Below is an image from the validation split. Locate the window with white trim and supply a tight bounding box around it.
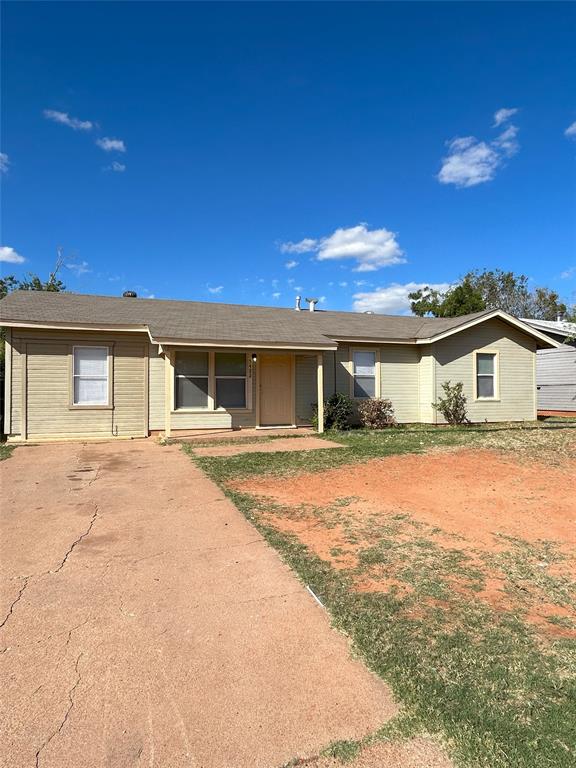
[476,352,497,398]
[175,351,209,409]
[73,347,109,406]
[352,350,376,398]
[215,353,247,409]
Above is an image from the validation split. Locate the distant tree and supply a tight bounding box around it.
[410,269,571,321]
[409,278,486,318]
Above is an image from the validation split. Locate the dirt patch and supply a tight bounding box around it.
[235,449,576,550]
[191,436,343,457]
[303,737,453,768]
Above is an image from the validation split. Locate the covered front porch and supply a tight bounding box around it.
[158,346,326,438]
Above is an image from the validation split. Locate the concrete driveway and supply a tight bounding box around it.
[0,440,396,768]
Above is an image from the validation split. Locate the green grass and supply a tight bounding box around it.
[0,443,14,461]
[184,426,576,768]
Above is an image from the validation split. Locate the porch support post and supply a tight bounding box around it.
[164,348,172,439]
[317,352,324,434]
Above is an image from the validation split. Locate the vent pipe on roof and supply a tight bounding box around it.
[123,290,137,298]
[295,295,302,311]
[305,297,319,312]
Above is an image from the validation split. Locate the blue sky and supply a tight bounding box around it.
[1,1,575,314]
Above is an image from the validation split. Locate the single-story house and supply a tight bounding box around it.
[0,290,560,442]
[521,318,576,414]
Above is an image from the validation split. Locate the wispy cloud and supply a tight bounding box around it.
[96,137,126,152]
[493,107,518,127]
[43,109,94,131]
[0,153,9,174]
[280,239,316,255]
[0,246,25,264]
[207,285,223,295]
[272,292,281,299]
[105,161,126,173]
[565,121,576,140]
[438,109,520,188]
[561,266,576,280]
[353,281,452,315]
[279,224,405,273]
[65,260,91,276]
[284,259,299,269]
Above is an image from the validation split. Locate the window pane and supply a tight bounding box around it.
[74,347,107,376]
[353,351,376,376]
[176,376,209,408]
[215,353,246,376]
[74,377,107,405]
[354,376,375,398]
[477,375,494,398]
[477,353,495,375]
[175,351,208,376]
[216,378,246,408]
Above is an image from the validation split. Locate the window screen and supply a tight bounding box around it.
[352,350,376,399]
[175,351,209,408]
[215,353,246,408]
[476,353,496,398]
[73,347,109,405]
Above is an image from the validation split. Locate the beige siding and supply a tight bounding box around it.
[148,344,165,430]
[10,330,148,439]
[380,345,420,422]
[295,354,317,425]
[433,319,536,422]
[418,347,436,423]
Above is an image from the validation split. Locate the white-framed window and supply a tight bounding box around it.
[73,346,109,406]
[175,350,209,409]
[352,349,377,398]
[215,352,247,409]
[476,351,498,399]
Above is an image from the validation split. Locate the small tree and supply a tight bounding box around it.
[357,398,397,429]
[433,381,469,425]
[313,392,354,430]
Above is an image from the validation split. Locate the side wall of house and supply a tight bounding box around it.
[432,318,537,422]
[536,346,576,412]
[8,329,149,439]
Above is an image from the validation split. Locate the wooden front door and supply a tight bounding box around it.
[259,354,293,426]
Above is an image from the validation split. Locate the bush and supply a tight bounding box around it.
[357,398,397,429]
[312,392,354,430]
[433,380,469,425]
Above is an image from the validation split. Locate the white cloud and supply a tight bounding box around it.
[96,137,126,152]
[353,281,452,315]
[280,239,316,254]
[272,292,281,299]
[293,285,303,292]
[279,224,405,272]
[65,260,91,276]
[438,111,520,188]
[0,246,25,264]
[561,266,576,279]
[284,259,299,269]
[318,296,326,304]
[43,109,94,131]
[493,107,518,127]
[0,153,9,173]
[339,281,348,287]
[105,161,126,173]
[565,121,576,140]
[207,285,223,295]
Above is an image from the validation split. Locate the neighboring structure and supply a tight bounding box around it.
[521,318,576,415]
[0,291,559,441]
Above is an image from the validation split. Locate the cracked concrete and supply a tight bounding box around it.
[0,441,396,768]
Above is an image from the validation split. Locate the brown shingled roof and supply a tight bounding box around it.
[0,290,496,347]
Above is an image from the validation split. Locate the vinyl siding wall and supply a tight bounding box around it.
[536,346,576,412]
[9,329,148,439]
[433,318,536,422]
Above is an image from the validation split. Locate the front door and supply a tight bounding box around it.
[259,354,293,426]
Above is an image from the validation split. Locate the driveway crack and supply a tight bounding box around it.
[0,576,29,629]
[35,652,83,767]
[52,505,99,574]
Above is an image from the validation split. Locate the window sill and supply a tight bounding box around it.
[69,405,113,411]
[475,398,501,402]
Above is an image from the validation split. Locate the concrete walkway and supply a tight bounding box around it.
[0,441,396,768]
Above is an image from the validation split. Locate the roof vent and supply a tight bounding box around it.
[295,295,302,311]
[305,297,319,312]
[122,290,137,298]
